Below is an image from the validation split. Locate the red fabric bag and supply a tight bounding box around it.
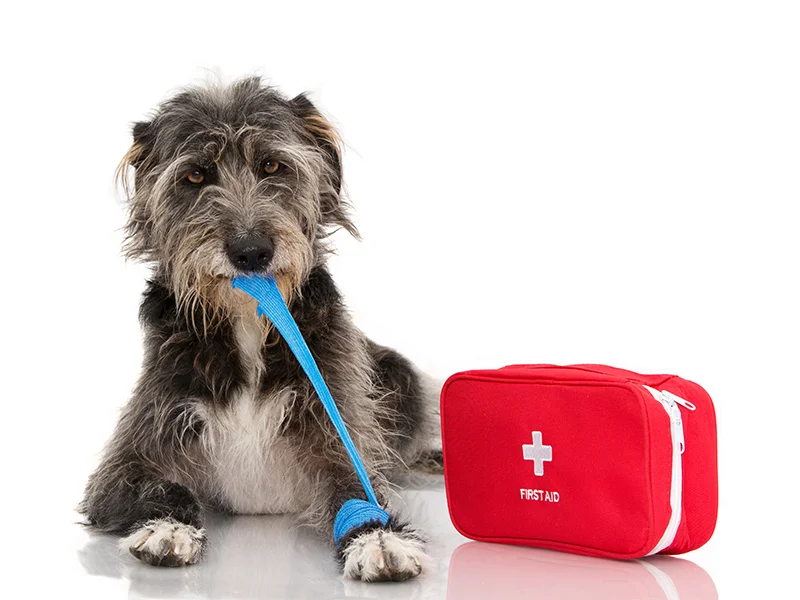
[440,364,718,559]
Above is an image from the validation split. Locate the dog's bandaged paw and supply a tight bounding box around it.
[121,517,205,567]
[341,527,427,582]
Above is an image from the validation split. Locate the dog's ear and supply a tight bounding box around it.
[129,120,155,169]
[291,93,359,239]
[116,120,155,194]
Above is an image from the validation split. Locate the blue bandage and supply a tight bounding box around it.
[334,499,392,547]
[232,274,389,543]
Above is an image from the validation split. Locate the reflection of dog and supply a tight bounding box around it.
[79,77,441,581]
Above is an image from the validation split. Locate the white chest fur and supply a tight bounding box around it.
[200,388,311,514]
[195,314,312,514]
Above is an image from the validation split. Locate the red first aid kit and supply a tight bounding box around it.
[440,364,718,559]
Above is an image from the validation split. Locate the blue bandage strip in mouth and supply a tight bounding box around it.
[232,274,391,546]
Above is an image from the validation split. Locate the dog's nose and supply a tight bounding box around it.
[226,237,274,272]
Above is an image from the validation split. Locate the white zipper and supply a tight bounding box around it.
[642,385,696,556]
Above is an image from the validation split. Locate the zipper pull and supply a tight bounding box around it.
[661,389,697,412]
[643,385,691,454]
[668,402,686,454]
[660,389,694,453]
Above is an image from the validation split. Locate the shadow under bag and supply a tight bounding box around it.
[440,364,718,559]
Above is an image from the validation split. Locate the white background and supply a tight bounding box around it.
[1,1,798,598]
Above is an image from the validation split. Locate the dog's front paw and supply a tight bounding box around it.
[121,517,205,567]
[341,526,427,582]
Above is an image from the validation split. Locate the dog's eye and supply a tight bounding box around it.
[186,169,205,185]
[263,159,281,175]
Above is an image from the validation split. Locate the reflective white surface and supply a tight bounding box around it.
[75,476,456,599]
[61,475,717,600]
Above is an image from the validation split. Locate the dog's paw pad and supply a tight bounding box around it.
[342,528,426,582]
[121,517,205,567]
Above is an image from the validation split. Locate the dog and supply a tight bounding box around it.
[79,76,441,582]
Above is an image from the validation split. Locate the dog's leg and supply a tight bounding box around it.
[306,341,439,581]
[81,459,206,567]
[326,475,427,582]
[80,391,208,570]
[368,340,443,472]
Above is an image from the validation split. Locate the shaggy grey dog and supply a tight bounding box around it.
[79,76,441,582]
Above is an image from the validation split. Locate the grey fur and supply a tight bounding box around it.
[79,76,440,581]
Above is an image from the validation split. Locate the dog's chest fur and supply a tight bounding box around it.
[194,313,312,514]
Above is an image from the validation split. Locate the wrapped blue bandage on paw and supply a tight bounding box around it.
[334,499,392,547]
[232,274,389,543]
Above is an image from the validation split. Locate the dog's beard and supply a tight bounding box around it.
[162,226,313,336]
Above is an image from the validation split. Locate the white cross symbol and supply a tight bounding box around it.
[522,431,552,476]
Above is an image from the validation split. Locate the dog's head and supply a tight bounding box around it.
[119,76,356,313]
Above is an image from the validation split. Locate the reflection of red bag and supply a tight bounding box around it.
[446,542,718,600]
[441,365,718,559]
